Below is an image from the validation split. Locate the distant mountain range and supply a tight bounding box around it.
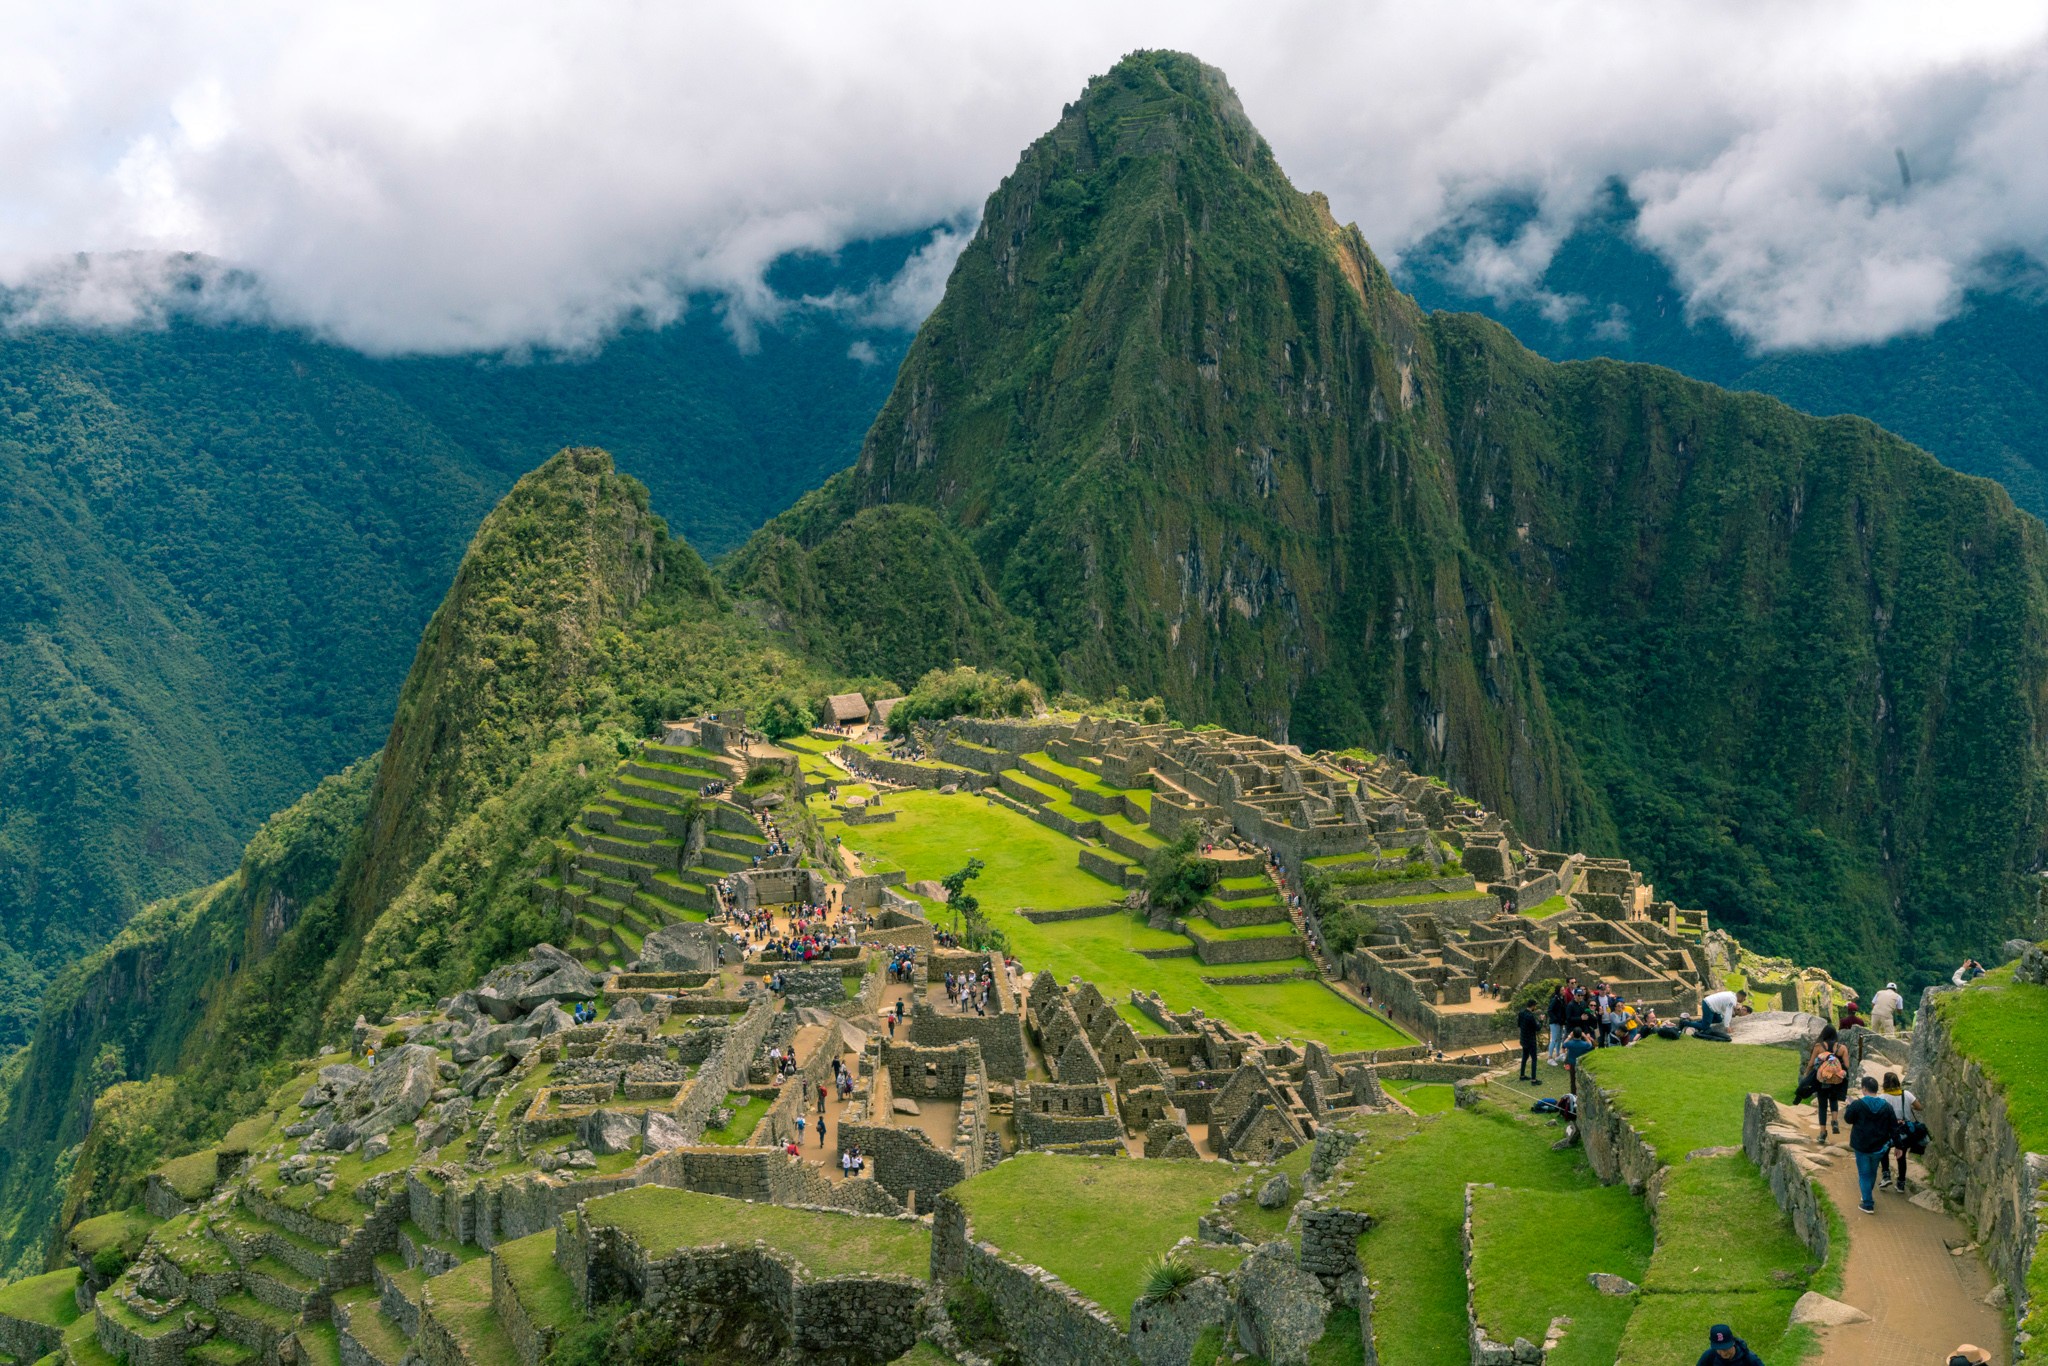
[0,247,914,1050]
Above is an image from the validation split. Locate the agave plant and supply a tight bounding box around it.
[1142,1252,1202,1303]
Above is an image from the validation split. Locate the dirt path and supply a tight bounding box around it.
[1789,1072,2004,1366]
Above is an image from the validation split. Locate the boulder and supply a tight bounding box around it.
[1789,1292,1870,1326]
[910,880,950,903]
[1587,1274,1637,1296]
[635,922,719,973]
[892,1098,922,1117]
[1726,1011,1829,1049]
[529,1002,575,1038]
[581,1108,642,1156]
[514,964,601,1013]
[459,1051,516,1096]
[1129,1273,1233,1366]
[1234,1243,1329,1365]
[333,1044,440,1141]
[611,997,645,1025]
[643,1111,690,1152]
[1257,1173,1292,1209]
[360,1134,391,1161]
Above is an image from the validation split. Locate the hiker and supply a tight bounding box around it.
[1837,994,1865,1032]
[1696,1324,1766,1366]
[1872,981,1906,1035]
[1516,1001,1541,1081]
[1804,1024,1851,1139]
[1843,1074,1901,1213]
[1882,1071,1926,1193]
[1952,958,1985,987]
[1546,987,1568,1064]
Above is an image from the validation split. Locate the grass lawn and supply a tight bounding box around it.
[839,791,1408,1048]
[1185,920,1299,943]
[698,1093,772,1145]
[1391,1081,1457,1115]
[423,1258,517,1366]
[1520,894,1570,918]
[1641,1156,1813,1292]
[953,1153,1242,1324]
[0,1267,82,1327]
[493,1232,582,1332]
[297,1321,342,1366]
[66,1208,160,1258]
[156,1147,222,1200]
[1332,1107,1609,1366]
[1580,1040,1795,1162]
[1468,1185,1652,1366]
[583,1187,929,1280]
[1616,1288,1805,1366]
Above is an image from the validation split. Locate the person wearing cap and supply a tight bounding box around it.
[1948,1345,1991,1366]
[1872,982,1906,1035]
[1696,1323,1765,1366]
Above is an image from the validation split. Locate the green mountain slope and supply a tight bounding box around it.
[732,50,2048,986]
[1400,184,2048,522]
[0,300,904,1049]
[0,448,857,1278]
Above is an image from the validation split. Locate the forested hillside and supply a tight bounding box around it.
[0,274,908,1049]
[732,50,2048,991]
[1400,183,2048,522]
[0,448,868,1278]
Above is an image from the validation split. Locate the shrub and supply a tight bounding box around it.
[1320,904,1378,956]
[1145,829,1219,918]
[756,690,815,741]
[1141,1253,1201,1302]
[888,666,1042,733]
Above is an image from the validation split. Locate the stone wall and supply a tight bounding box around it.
[907,1006,1027,1080]
[862,755,993,791]
[929,1192,1138,1366]
[1574,1068,1662,1193]
[1018,904,1124,925]
[0,1297,65,1362]
[1910,985,2047,1343]
[1191,931,1303,966]
[1741,1093,1831,1266]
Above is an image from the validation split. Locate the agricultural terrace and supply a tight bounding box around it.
[821,786,1408,1048]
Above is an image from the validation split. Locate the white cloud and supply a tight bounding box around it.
[1,2,2045,353]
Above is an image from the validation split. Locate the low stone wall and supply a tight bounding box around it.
[930,1192,1137,1366]
[1742,1092,1831,1265]
[1575,1069,1662,1193]
[494,1245,552,1366]
[565,1206,925,1361]
[1191,931,1302,965]
[1017,904,1123,925]
[1200,969,1320,986]
[1079,848,1139,886]
[862,754,993,791]
[907,1008,1028,1080]
[0,1296,66,1362]
[1911,984,2047,1343]
[839,1122,966,1211]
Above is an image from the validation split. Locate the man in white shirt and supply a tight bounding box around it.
[1871,982,1906,1035]
[1681,988,1747,1036]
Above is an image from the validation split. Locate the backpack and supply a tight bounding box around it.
[1815,1049,1847,1087]
[1656,1024,1683,1041]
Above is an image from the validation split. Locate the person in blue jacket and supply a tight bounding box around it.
[1696,1323,1765,1366]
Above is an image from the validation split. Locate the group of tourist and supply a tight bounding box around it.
[943,965,997,1016]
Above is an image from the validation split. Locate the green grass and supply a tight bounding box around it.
[1640,1157,1813,1292]
[337,1286,410,1365]
[697,1094,771,1145]
[890,1344,960,1365]
[834,790,1408,1048]
[1333,1107,1614,1366]
[64,1209,159,1258]
[295,1322,341,1366]
[63,1313,118,1366]
[583,1187,930,1280]
[1391,1081,1457,1115]
[0,1268,81,1328]
[1184,920,1299,943]
[1580,1040,1796,1162]
[1520,894,1570,918]
[1940,968,2048,1335]
[1615,1288,1805,1366]
[952,1153,1242,1325]
[494,1233,582,1332]
[422,1260,517,1366]
[1468,1186,1652,1366]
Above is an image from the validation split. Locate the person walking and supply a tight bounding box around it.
[1881,1071,1924,1193]
[1807,1024,1850,1139]
[1842,1074,1901,1213]
[1871,982,1906,1036]
[1696,1324,1766,1366]
[1517,1001,1542,1081]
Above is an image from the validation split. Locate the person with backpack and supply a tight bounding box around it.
[1843,1074,1901,1212]
[1517,1001,1542,1081]
[1881,1071,1925,1193]
[1806,1024,1851,1138]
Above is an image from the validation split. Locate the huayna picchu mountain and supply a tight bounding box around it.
[732,50,2048,987]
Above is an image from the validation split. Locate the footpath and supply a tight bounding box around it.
[1793,1060,2004,1366]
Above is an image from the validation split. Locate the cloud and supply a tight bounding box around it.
[1,2,2045,354]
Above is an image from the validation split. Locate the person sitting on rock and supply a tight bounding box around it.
[1697,1324,1765,1366]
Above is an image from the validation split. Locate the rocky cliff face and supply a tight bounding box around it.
[733,49,2048,986]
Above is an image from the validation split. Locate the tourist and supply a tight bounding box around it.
[1881,1071,1924,1193]
[1680,987,1747,1038]
[1870,981,1905,1035]
[1949,1346,1992,1366]
[1696,1324,1765,1366]
[817,1113,827,1147]
[1842,1074,1901,1213]
[1561,1027,1595,1092]
[1546,987,1568,1065]
[1951,958,1986,987]
[1516,1001,1541,1081]
[794,1114,805,1143]
[1836,994,1865,1032]
[1804,1024,1850,1139]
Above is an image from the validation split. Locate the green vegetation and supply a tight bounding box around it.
[493,1232,581,1333]
[697,1094,771,1145]
[583,1186,930,1280]
[1146,828,1220,919]
[1580,1041,1793,1162]
[885,667,1045,733]
[1467,1186,1652,1366]
[1390,1081,1456,1115]
[1335,1108,1624,1366]
[953,1154,1241,1323]
[0,1267,81,1328]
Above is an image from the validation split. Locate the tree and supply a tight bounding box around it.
[757,689,815,742]
[1145,829,1218,919]
[940,859,1008,953]
[942,859,986,917]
